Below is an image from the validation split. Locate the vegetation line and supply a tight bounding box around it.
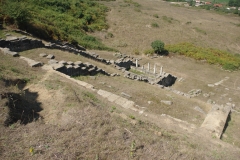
[165,43,240,71]
[0,0,117,51]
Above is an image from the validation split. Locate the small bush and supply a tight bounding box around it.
[151,22,159,28]
[134,8,141,12]
[194,27,207,35]
[223,62,239,71]
[133,49,140,55]
[105,32,114,39]
[162,16,173,23]
[153,14,159,18]
[151,40,165,54]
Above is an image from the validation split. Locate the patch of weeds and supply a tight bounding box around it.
[162,130,174,139]
[153,14,159,18]
[130,140,136,158]
[75,76,88,81]
[67,103,73,107]
[10,67,21,74]
[9,124,15,129]
[29,147,35,155]
[151,22,159,28]
[212,134,217,139]
[117,41,128,47]
[129,69,142,75]
[144,49,154,55]
[0,65,6,71]
[132,48,140,55]
[186,21,191,25]
[83,91,99,102]
[162,16,173,23]
[105,32,114,39]
[134,8,141,12]
[120,3,130,7]
[230,22,240,27]
[110,106,116,113]
[0,30,4,38]
[138,120,143,125]
[194,27,207,35]
[129,115,135,119]
[211,150,222,159]
[189,142,197,149]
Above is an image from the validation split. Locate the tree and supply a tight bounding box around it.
[151,40,165,54]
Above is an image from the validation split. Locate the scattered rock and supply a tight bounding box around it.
[194,106,206,114]
[208,84,214,87]
[188,89,202,97]
[67,61,74,65]
[39,53,47,57]
[46,54,55,59]
[48,59,58,64]
[110,73,117,77]
[148,101,152,104]
[207,99,215,104]
[121,92,131,98]
[203,93,210,98]
[89,76,96,80]
[59,60,67,65]
[161,100,173,105]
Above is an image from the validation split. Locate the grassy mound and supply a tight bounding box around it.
[165,43,240,71]
[0,0,116,51]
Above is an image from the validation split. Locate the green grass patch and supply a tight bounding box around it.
[144,49,155,55]
[129,69,142,75]
[0,29,4,38]
[153,14,159,18]
[162,16,173,23]
[151,22,159,28]
[165,43,240,71]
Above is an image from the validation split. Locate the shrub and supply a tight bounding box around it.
[153,14,159,18]
[151,22,159,28]
[133,49,140,55]
[151,40,165,54]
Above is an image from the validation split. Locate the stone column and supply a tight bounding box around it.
[160,66,163,76]
[136,59,138,68]
[153,64,156,74]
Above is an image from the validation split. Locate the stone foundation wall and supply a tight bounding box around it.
[0,37,45,52]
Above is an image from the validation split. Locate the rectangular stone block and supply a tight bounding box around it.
[97,89,111,98]
[107,94,120,102]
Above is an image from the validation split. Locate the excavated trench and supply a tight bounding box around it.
[158,74,177,87]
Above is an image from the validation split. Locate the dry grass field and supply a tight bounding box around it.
[91,0,240,54]
[1,51,240,159]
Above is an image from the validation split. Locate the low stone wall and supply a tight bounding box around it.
[0,36,45,52]
[0,47,19,57]
[41,54,111,77]
[1,36,138,71]
[115,58,136,70]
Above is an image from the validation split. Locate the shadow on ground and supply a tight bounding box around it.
[0,78,43,126]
